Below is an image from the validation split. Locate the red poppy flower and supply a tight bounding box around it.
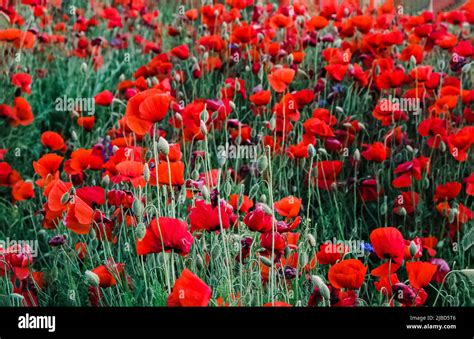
[361,142,388,163]
[243,204,273,233]
[65,195,94,234]
[434,182,462,202]
[268,68,295,93]
[328,259,367,290]
[91,260,125,288]
[464,173,474,196]
[393,191,420,215]
[137,217,194,256]
[167,269,211,307]
[274,196,301,219]
[77,116,95,131]
[10,97,34,127]
[229,194,253,213]
[125,89,171,135]
[325,64,348,82]
[40,131,66,151]
[249,90,271,106]
[316,243,348,265]
[94,90,114,106]
[314,161,344,190]
[11,73,32,94]
[189,199,232,232]
[170,44,190,60]
[12,180,34,202]
[406,261,438,289]
[370,227,405,264]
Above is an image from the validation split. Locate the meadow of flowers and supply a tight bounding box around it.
[0,0,473,309]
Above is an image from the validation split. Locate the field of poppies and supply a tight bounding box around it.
[0,0,473,308]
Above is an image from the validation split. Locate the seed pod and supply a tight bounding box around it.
[85,270,100,287]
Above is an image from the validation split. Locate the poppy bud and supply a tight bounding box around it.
[439,140,446,152]
[260,203,273,215]
[449,208,458,223]
[200,120,208,136]
[257,155,268,172]
[307,144,316,158]
[380,201,387,215]
[196,254,204,270]
[157,136,169,155]
[101,174,110,186]
[353,148,361,162]
[80,62,88,73]
[85,270,100,287]
[410,55,417,66]
[422,177,430,189]
[175,112,183,122]
[311,275,330,300]
[437,59,445,70]
[60,191,70,205]
[71,130,78,141]
[335,106,344,114]
[287,54,294,64]
[306,234,316,247]
[143,164,150,182]
[396,207,407,216]
[259,255,273,267]
[136,222,147,240]
[229,101,236,110]
[284,246,291,257]
[259,194,267,204]
[201,185,210,201]
[269,116,276,129]
[218,155,227,168]
[200,109,209,122]
[461,269,474,283]
[132,198,143,216]
[462,63,471,74]
[119,73,126,82]
[358,122,366,130]
[317,148,328,156]
[191,169,199,181]
[409,240,418,258]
